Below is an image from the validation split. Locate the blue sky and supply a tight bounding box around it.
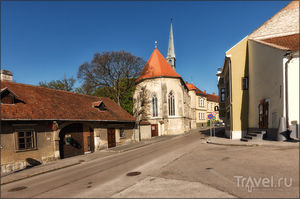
[1,0,289,94]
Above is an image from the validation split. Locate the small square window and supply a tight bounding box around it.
[16,130,36,151]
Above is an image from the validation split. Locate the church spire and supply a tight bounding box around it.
[166,18,176,70]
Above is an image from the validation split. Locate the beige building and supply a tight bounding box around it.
[217,0,299,140]
[187,83,220,128]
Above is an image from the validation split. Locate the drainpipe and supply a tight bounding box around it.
[226,55,233,139]
[284,51,293,129]
[138,120,141,142]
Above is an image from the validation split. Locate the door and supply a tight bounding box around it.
[259,100,269,129]
[151,124,158,137]
[107,128,116,148]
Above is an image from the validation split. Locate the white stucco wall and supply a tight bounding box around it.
[134,77,191,135]
[288,56,299,125]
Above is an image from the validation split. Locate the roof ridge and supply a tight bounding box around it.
[0,81,105,101]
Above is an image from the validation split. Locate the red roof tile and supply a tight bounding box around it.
[136,48,181,82]
[186,82,207,96]
[186,83,197,90]
[195,89,207,96]
[261,33,299,52]
[0,81,135,122]
[206,93,219,102]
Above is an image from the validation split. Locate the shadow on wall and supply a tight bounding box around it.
[240,42,249,134]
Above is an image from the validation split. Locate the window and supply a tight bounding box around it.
[16,130,36,151]
[120,129,125,138]
[199,98,204,107]
[242,77,248,90]
[152,95,158,117]
[226,81,229,98]
[199,112,205,120]
[93,101,107,111]
[221,88,225,102]
[168,91,175,116]
[65,134,72,145]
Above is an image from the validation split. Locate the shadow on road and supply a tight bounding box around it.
[199,127,227,138]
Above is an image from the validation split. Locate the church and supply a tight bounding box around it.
[133,22,219,136]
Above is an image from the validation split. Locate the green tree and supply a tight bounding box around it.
[77,51,145,114]
[39,76,76,92]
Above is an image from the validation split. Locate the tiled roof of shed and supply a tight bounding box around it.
[0,81,135,122]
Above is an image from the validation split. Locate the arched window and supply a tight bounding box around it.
[168,91,175,116]
[152,94,158,117]
[199,98,204,107]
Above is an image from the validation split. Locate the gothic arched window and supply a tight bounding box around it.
[168,91,175,116]
[152,94,158,117]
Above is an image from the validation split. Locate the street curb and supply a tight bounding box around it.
[1,162,80,185]
[206,140,299,148]
[206,141,259,147]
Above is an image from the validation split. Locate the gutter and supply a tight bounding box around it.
[226,55,233,139]
[284,51,293,129]
[0,118,136,123]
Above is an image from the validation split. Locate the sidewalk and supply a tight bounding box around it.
[206,136,300,147]
[1,132,187,185]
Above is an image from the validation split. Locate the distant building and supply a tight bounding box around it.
[0,77,136,175]
[217,0,299,140]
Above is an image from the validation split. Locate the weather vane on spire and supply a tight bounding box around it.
[155,41,158,48]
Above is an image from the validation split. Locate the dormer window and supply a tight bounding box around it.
[0,87,20,104]
[93,101,107,111]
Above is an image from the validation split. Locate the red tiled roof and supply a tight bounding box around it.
[0,81,135,122]
[206,93,219,102]
[186,83,197,90]
[195,89,207,96]
[186,82,207,96]
[261,33,299,52]
[136,48,181,82]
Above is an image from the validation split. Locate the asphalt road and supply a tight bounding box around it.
[1,130,298,198]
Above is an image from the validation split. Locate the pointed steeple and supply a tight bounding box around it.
[166,18,176,70]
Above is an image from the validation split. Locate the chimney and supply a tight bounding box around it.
[204,90,206,93]
[213,92,215,96]
[0,70,13,81]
